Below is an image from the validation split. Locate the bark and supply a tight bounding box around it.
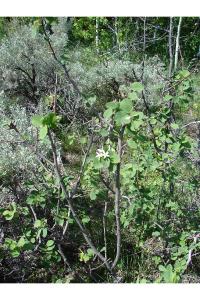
[174,17,183,72]
[168,17,173,77]
[95,17,99,55]
[111,126,125,270]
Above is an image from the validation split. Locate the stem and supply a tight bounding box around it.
[95,17,99,55]
[174,17,183,72]
[103,201,108,260]
[41,18,81,96]
[112,126,125,270]
[168,17,173,77]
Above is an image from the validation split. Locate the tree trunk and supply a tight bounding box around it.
[95,17,99,55]
[174,17,183,73]
[168,17,173,77]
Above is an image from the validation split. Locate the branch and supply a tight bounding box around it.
[57,243,71,270]
[103,201,108,260]
[41,18,81,96]
[182,121,200,129]
[47,129,112,273]
[111,126,125,270]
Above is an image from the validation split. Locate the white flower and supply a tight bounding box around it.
[96,148,110,159]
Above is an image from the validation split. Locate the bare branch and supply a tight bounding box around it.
[112,126,125,270]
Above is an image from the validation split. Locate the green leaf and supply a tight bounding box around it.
[82,216,90,224]
[106,101,119,110]
[43,112,61,128]
[128,92,138,101]
[178,69,190,78]
[99,129,108,137]
[130,82,143,92]
[159,265,166,272]
[89,190,98,201]
[127,140,137,149]
[114,111,131,126]
[110,151,120,164]
[87,249,95,256]
[171,123,179,130]
[130,119,143,130]
[119,98,133,112]
[34,219,42,228]
[3,210,15,220]
[46,240,54,247]
[42,228,48,238]
[87,96,96,106]
[39,125,48,140]
[31,115,44,127]
[18,237,26,248]
[152,231,160,237]
[164,94,172,102]
[150,117,157,125]
[11,249,20,258]
[103,107,113,119]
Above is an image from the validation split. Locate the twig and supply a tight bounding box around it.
[41,18,81,96]
[57,243,71,270]
[182,121,200,129]
[103,201,108,260]
[62,208,71,236]
[112,126,125,270]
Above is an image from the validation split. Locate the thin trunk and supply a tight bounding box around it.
[103,201,108,260]
[95,17,99,55]
[114,17,121,53]
[174,17,183,72]
[112,126,125,270]
[168,17,173,77]
[141,17,146,82]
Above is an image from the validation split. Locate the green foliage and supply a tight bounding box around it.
[1,16,200,284]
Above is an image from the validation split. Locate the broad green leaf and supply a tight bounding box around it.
[114,111,131,126]
[128,92,138,101]
[46,240,54,247]
[3,210,14,220]
[39,125,48,140]
[171,123,179,130]
[152,231,160,237]
[178,69,190,78]
[89,190,98,200]
[106,101,119,110]
[87,249,95,256]
[82,216,90,224]
[130,119,143,130]
[119,98,133,112]
[43,112,61,128]
[110,151,120,164]
[130,82,143,92]
[164,94,172,102]
[99,128,108,137]
[42,228,48,238]
[11,249,20,258]
[150,117,157,125]
[103,107,113,119]
[34,219,42,228]
[31,115,44,127]
[159,265,166,272]
[87,96,96,106]
[127,140,137,149]
[18,237,26,248]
